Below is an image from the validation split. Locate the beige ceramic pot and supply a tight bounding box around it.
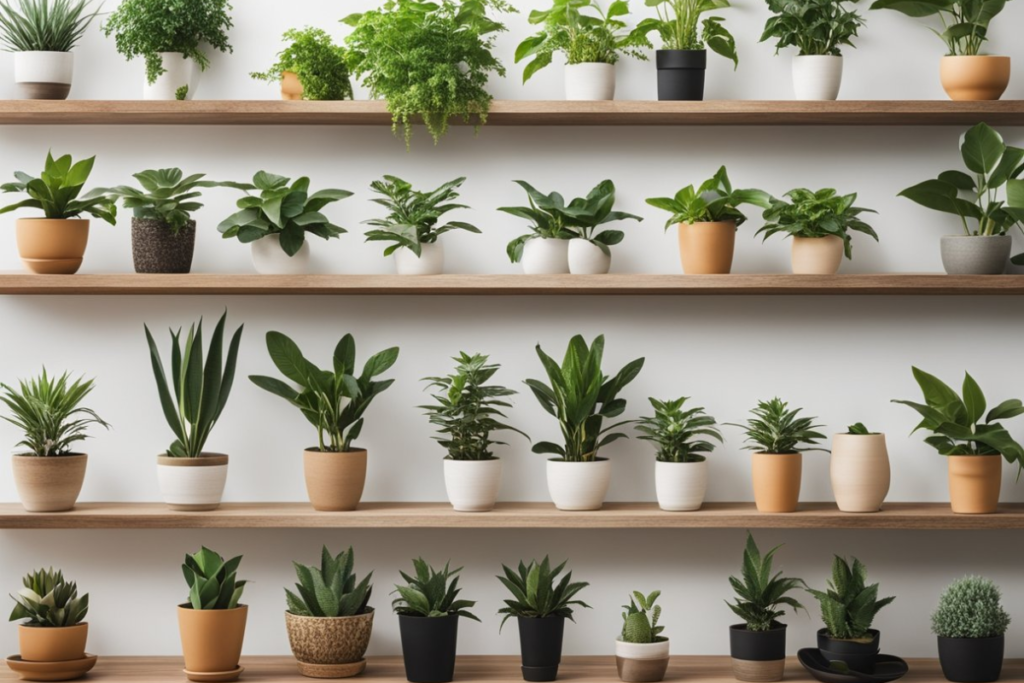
[281,71,304,100]
[178,604,247,680]
[16,218,90,274]
[830,434,890,513]
[791,235,843,275]
[948,454,1002,514]
[752,453,802,513]
[285,609,374,678]
[157,453,229,511]
[303,449,368,512]
[615,639,670,683]
[19,623,88,662]
[940,56,1011,101]
[677,221,736,274]
[11,453,88,512]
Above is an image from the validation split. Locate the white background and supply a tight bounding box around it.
[1,0,1024,662]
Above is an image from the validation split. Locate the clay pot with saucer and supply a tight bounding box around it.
[178,604,248,682]
[285,609,374,678]
[7,622,96,682]
[15,218,90,275]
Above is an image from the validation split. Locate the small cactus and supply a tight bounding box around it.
[620,590,665,644]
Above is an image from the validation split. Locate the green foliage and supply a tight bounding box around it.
[144,311,243,459]
[760,0,865,56]
[420,352,529,461]
[175,84,188,100]
[363,176,480,257]
[343,0,513,146]
[726,533,806,631]
[758,188,879,260]
[630,0,738,66]
[249,332,399,453]
[847,422,876,435]
[217,171,351,257]
[931,576,1011,639]
[646,166,771,229]
[392,559,479,620]
[727,397,827,454]
[807,556,895,640]
[286,546,373,618]
[497,557,590,629]
[9,568,88,628]
[102,0,233,84]
[621,590,666,643]
[251,27,352,101]
[869,0,1008,56]
[635,397,722,463]
[0,369,109,457]
[0,152,116,224]
[100,168,221,234]
[182,547,246,611]
[0,0,100,51]
[527,334,644,462]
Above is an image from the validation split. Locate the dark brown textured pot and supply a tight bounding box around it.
[285,609,374,678]
[131,218,196,274]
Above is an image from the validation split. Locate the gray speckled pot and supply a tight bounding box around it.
[285,609,374,678]
[131,218,196,273]
[940,235,1011,275]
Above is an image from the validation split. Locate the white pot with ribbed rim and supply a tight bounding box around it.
[655,459,708,511]
[395,242,445,275]
[568,238,612,274]
[251,234,311,275]
[156,454,229,511]
[143,52,198,100]
[14,51,74,99]
[546,458,612,511]
[565,63,616,100]
[522,238,570,274]
[443,458,502,512]
[792,56,844,101]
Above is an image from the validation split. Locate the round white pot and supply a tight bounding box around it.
[251,234,311,275]
[14,51,73,100]
[615,639,671,661]
[395,242,445,275]
[546,458,611,511]
[522,238,570,275]
[144,52,198,100]
[655,459,708,511]
[792,55,843,101]
[157,455,228,511]
[565,62,616,101]
[830,433,890,513]
[568,238,612,275]
[443,458,502,512]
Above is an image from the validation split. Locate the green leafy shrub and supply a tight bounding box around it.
[182,547,246,611]
[846,423,876,435]
[392,559,479,620]
[9,568,88,627]
[758,188,879,260]
[646,166,770,229]
[0,152,116,224]
[0,0,100,51]
[807,556,894,640]
[761,0,865,56]
[931,576,1010,639]
[630,0,738,66]
[364,176,480,257]
[287,546,373,618]
[251,27,352,101]
[727,398,827,454]
[100,168,221,234]
[1,369,109,457]
[870,0,1008,56]
[635,397,722,463]
[621,590,666,643]
[497,557,590,629]
[726,533,805,631]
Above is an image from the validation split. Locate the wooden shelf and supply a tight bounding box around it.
[3,502,1024,530]
[0,100,1022,126]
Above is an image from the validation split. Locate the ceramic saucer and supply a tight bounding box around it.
[799,648,909,683]
[5,654,97,682]
[184,665,244,682]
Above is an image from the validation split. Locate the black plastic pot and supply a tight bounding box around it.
[938,636,1004,683]
[730,623,787,661]
[398,614,459,683]
[131,218,196,274]
[518,616,565,682]
[817,628,880,673]
[656,50,707,101]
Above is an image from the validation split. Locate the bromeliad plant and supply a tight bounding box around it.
[757,188,879,260]
[621,590,666,643]
[646,166,771,229]
[0,369,109,457]
[869,0,1009,56]
[726,533,805,631]
[100,168,221,234]
[760,0,865,56]
[630,0,739,67]
[727,398,827,454]
[363,176,480,257]
[287,546,373,618]
[635,397,722,463]
[392,559,479,620]
[9,568,88,627]
[932,576,1011,640]
[0,0,100,52]
[182,547,247,611]
[0,152,116,224]
[250,27,352,101]
[807,556,895,641]
[497,557,590,629]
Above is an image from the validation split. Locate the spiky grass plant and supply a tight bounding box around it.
[0,369,109,457]
[287,546,373,618]
[807,556,894,641]
[497,556,590,630]
[392,559,479,621]
[182,547,246,611]
[621,590,666,644]
[726,533,805,631]
[9,567,88,627]
[0,0,100,52]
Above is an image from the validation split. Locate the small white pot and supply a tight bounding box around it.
[792,55,844,101]
[522,238,570,275]
[830,433,890,513]
[395,242,445,275]
[615,639,671,661]
[144,52,198,100]
[546,458,611,511]
[157,455,228,511]
[568,238,612,275]
[655,459,708,511]
[14,51,73,99]
[443,458,502,512]
[565,62,616,101]
[251,234,311,275]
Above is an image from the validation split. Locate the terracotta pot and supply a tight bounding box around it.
[285,609,374,678]
[791,235,843,275]
[15,218,89,274]
[11,453,87,512]
[156,453,229,511]
[304,449,368,512]
[677,221,736,274]
[940,56,1011,101]
[19,623,88,662]
[751,452,802,513]
[615,639,670,682]
[830,434,890,513]
[282,71,304,100]
[948,454,1002,514]
[178,604,247,677]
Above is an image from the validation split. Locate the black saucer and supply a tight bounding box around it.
[798,648,909,683]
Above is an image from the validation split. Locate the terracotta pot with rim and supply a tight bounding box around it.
[285,609,374,678]
[678,221,736,274]
[751,452,802,513]
[156,453,229,511]
[281,70,304,100]
[19,623,88,662]
[830,433,890,513]
[940,56,1011,101]
[178,604,247,681]
[947,454,1002,514]
[16,217,90,274]
[791,235,844,275]
[304,448,368,512]
[11,453,88,512]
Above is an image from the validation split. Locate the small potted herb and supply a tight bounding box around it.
[831,423,890,513]
[616,590,669,683]
[251,27,352,101]
[9,568,90,669]
[932,576,1010,683]
[179,548,248,682]
[498,557,590,682]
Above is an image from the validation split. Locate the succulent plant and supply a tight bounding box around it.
[807,556,894,641]
[932,576,1011,639]
[9,567,88,627]
[287,546,373,618]
[182,547,247,611]
[391,559,479,621]
[497,556,591,630]
[621,590,666,644]
[726,533,805,632]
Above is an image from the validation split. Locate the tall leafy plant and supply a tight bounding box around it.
[0,152,116,224]
[0,0,100,52]
[726,533,805,631]
[760,0,865,56]
[497,557,590,629]
[869,0,1009,55]
[646,166,770,228]
[635,397,722,463]
[807,556,894,640]
[100,168,222,234]
[364,176,480,257]
[1,369,109,457]
[727,398,827,454]
[251,27,352,101]
[758,188,879,260]
[392,559,479,620]
[630,0,738,66]
[182,547,247,611]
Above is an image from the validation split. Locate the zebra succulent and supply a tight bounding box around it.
[287,546,373,617]
[9,567,88,627]
[182,547,247,611]
[620,590,666,644]
[807,556,895,641]
[497,556,591,630]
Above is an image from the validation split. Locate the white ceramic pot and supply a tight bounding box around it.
[395,242,445,275]
[522,238,570,275]
[251,234,311,275]
[568,238,612,275]
[443,458,502,512]
[792,55,843,101]
[14,51,73,99]
[655,459,708,511]
[156,454,228,511]
[565,62,616,101]
[616,639,670,683]
[144,52,198,100]
[615,639,671,661]
[791,235,844,274]
[830,433,890,513]
[546,458,612,511]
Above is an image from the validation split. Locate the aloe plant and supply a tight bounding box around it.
[9,567,88,627]
[286,546,373,618]
[391,559,479,620]
[182,547,247,611]
[497,557,590,629]
[620,590,666,644]
[807,556,894,641]
[726,533,805,631]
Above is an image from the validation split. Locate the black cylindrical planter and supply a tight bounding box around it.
[729,623,787,682]
[938,635,1004,683]
[656,50,707,101]
[518,616,565,682]
[398,614,460,683]
[131,218,196,274]
[817,628,880,673]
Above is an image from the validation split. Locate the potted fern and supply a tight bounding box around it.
[8,568,91,671]
[831,422,890,513]
[250,27,352,101]
[616,591,669,683]
[179,548,248,682]
[932,576,1010,683]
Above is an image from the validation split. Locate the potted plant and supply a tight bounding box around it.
[249,331,399,512]
[0,152,116,275]
[285,546,374,679]
[179,547,248,682]
[501,181,578,275]
[757,188,879,275]
[393,559,479,683]
[421,352,529,512]
[218,171,351,275]
[726,533,805,683]
[932,576,1010,683]
[145,311,243,511]
[527,334,644,511]
[364,176,481,276]
[760,0,865,100]
[0,0,100,99]
[892,367,1024,514]
[8,568,90,671]
[898,123,1024,275]
[646,166,770,274]
[831,422,890,513]
[102,0,233,100]
[251,27,352,101]
[344,0,512,147]
[635,397,722,511]
[1,370,109,513]
[497,557,590,682]
[807,556,895,673]
[515,0,650,101]
[726,398,827,513]
[630,0,738,100]
[616,590,669,683]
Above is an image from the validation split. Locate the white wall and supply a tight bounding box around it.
[1,0,1024,662]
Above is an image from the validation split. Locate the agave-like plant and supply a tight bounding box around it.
[9,567,88,627]
[391,559,479,621]
[287,546,373,618]
[727,398,828,454]
[497,556,591,630]
[182,547,247,611]
[0,0,101,52]
[635,396,722,463]
[0,369,109,457]
[807,555,894,641]
[726,533,805,631]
